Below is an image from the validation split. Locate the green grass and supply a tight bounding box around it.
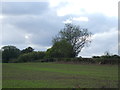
[2,62,118,88]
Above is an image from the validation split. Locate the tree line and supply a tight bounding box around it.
[1,23,119,64]
[1,45,119,64]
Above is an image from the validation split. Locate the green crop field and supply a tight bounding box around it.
[2,62,118,88]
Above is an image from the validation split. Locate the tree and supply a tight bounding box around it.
[46,40,75,58]
[21,47,34,54]
[2,45,20,63]
[53,23,92,57]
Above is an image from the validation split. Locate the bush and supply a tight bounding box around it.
[17,51,45,62]
[45,40,75,58]
[53,57,119,64]
[92,56,100,58]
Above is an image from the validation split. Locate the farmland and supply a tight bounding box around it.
[2,62,118,88]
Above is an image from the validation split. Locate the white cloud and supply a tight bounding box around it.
[92,28,118,40]
[50,0,118,17]
[25,34,32,39]
[49,0,63,7]
[1,1,118,57]
[63,19,72,23]
[26,43,51,51]
[2,0,49,2]
[0,15,3,19]
[63,16,88,24]
[2,23,26,44]
[72,17,89,22]
[24,33,33,45]
[79,28,118,57]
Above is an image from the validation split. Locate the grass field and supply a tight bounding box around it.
[2,62,118,88]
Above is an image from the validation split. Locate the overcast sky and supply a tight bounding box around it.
[0,0,119,57]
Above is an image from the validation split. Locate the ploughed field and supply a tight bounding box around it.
[2,62,118,88]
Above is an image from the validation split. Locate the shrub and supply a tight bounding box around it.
[92,56,100,58]
[45,40,75,58]
[17,51,45,62]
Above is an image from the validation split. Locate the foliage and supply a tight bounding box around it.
[21,47,34,54]
[2,45,20,63]
[18,51,45,62]
[92,56,100,58]
[45,40,75,58]
[1,44,119,64]
[53,23,92,57]
[92,54,120,64]
[53,56,119,64]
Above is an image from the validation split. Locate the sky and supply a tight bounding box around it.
[0,0,119,57]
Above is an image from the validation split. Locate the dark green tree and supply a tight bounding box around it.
[46,40,75,58]
[21,47,34,54]
[2,45,20,63]
[53,23,92,57]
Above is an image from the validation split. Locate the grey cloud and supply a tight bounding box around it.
[2,7,66,47]
[2,24,26,45]
[72,13,117,34]
[79,30,118,57]
[2,2,118,56]
[2,2,49,15]
[2,13,117,52]
[88,14,117,33]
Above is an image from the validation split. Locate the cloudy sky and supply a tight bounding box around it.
[0,0,119,57]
